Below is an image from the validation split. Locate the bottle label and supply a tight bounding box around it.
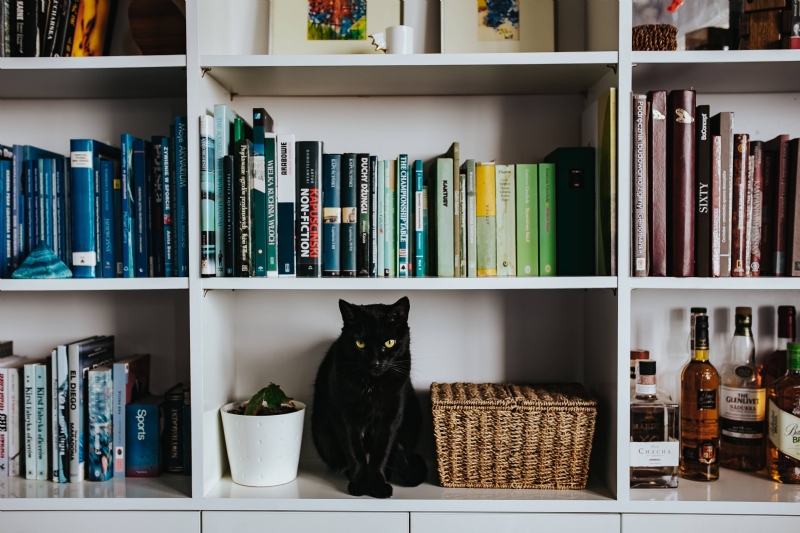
[697,389,717,410]
[720,386,766,421]
[682,441,718,465]
[635,383,657,396]
[630,441,679,467]
[768,399,800,461]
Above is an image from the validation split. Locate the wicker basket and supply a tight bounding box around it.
[431,382,597,490]
[632,24,678,51]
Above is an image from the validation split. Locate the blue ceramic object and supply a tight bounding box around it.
[11,244,73,279]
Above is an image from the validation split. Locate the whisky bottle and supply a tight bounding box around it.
[680,314,720,481]
[761,306,795,391]
[630,360,679,488]
[767,342,800,483]
[677,307,707,401]
[720,307,766,471]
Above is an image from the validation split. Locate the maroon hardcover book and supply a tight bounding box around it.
[666,90,696,277]
[788,140,800,277]
[750,142,764,277]
[647,91,668,277]
[732,134,750,277]
[761,150,777,275]
[765,135,790,275]
[632,94,649,276]
[712,136,722,277]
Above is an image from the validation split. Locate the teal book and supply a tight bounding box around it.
[538,163,556,276]
[384,160,396,277]
[200,115,217,277]
[515,164,539,276]
[495,165,516,277]
[213,105,247,277]
[340,154,357,276]
[251,109,268,277]
[377,161,384,277]
[414,160,426,277]
[462,160,477,277]
[87,366,112,482]
[265,133,278,277]
[545,148,595,276]
[397,155,410,277]
[431,158,454,277]
[322,154,341,276]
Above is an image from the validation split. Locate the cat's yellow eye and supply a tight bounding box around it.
[384,339,396,348]
[356,340,366,349]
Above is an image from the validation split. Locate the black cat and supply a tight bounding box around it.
[312,297,427,498]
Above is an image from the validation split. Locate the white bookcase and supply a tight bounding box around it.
[1,1,799,531]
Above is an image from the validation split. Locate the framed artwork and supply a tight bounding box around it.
[440,0,554,53]
[271,0,403,54]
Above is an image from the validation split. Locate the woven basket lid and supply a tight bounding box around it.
[430,382,597,409]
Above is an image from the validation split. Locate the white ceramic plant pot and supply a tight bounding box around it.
[220,400,306,487]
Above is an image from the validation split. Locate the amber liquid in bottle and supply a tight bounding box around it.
[760,306,795,391]
[680,315,720,481]
[767,342,800,483]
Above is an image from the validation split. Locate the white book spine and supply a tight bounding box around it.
[67,344,84,482]
[277,134,296,277]
[35,364,47,480]
[9,368,20,477]
[23,364,36,479]
[0,368,7,476]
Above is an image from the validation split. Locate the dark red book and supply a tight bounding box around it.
[695,105,712,277]
[750,141,764,277]
[712,136,722,277]
[765,135,790,275]
[666,90,696,277]
[761,150,777,275]
[732,134,750,277]
[647,91,668,277]
[788,140,800,277]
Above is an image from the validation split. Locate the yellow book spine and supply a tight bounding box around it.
[476,162,497,277]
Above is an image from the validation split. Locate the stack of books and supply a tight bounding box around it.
[0,117,189,279]
[631,90,800,278]
[0,340,189,482]
[203,96,617,279]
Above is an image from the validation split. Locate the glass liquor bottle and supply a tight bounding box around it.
[631,349,650,398]
[680,315,720,481]
[767,342,800,483]
[630,360,679,488]
[676,308,707,401]
[720,307,766,471]
[761,306,795,391]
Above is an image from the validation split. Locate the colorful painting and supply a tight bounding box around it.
[478,0,520,41]
[308,0,367,41]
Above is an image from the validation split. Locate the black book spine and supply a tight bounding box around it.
[235,139,253,277]
[296,141,323,277]
[369,155,378,278]
[41,0,59,56]
[223,155,236,276]
[340,154,357,277]
[62,0,78,56]
[52,0,70,56]
[696,105,712,277]
[356,153,370,277]
[36,0,45,53]
[163,386,184,474]
[12,0,36,56]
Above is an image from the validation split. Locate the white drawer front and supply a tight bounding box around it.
[203,511,409,533]
[0,512,200,533]
[412,513,620,533]
[623,514,800,533]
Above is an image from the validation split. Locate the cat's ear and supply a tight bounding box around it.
[339,299,359,324]
[388,296,410,323]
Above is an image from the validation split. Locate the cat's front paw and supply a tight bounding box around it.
[368,480,393,498]
[347,478,370,497]
[348,471,393,498]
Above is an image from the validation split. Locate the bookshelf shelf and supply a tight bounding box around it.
[0,278,189,291]
[199,52,618,97]
[0,55,188,99]
[628,277,800,291]
[201,276,617,291]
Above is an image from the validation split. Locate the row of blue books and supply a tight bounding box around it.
[0,341,190,481]
[0,117,189,279]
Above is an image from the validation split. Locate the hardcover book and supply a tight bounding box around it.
[495,165,516,276]
[323,154,342,277]
[251,109,268,278]
[446,143,461,277]
[223,155,236,276]
[112,354,150,478]
[538,163,556,276]
[175,116,189,277]
[213,106,246,277]
[265,133,278,277]
[397,156,411,277]
[370,156,378,278]
[710,112,735,276]
[545,148,595,276]
[384,160,397,277]
[377,160,384,278]
[667,91,697,278]
[133,139,150,277]
[597,88,617,276]
[750,141,764,277]
[296,141,323,278]
[761,148,777,276]
[125,395,162,477]
[712,136,722,277]
[120,135,138,278]
[765,135,790,275]
[459,173,466,278]
[164,384,184,473]
[431,158,454,277]
[788,139,800,276]
[731,134,750,277]
[277,135,296,277]
[632,95,648,276]
[99,160,115,278]
[235,139,254,277]
[356,153,370,278]
[414,159,426,277]
[463,160,478,278]
[516,164,538,277]
[695,105,712,277]
[161,136,175,277]
[87,366,112,482]
[200,115,217,277]
[341,154,357,277]
[475,162,497,277]
[647,91,668,277]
